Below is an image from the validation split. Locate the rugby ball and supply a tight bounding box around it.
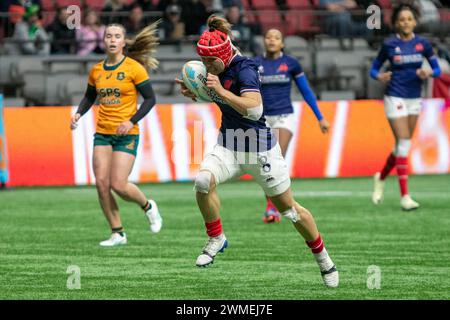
[181,60,214,102]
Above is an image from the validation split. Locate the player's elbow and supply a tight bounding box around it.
[243,104,263,121]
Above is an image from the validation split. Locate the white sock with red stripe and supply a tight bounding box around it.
[306,234,334,272]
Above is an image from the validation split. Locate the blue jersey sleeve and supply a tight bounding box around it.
[370,42,389,79]
[422,39,441,78]
[289,57,304,78]
[238,63,261,95]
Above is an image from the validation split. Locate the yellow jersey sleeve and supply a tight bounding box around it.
[133,62,150,87]
[87,67,96,87]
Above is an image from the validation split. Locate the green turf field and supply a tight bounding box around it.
[0,175,449,300]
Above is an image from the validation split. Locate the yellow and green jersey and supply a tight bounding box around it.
[88,56,150,135]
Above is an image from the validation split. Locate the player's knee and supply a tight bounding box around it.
[395,139,411,157]
[95,177,110,191]
[111,180,127,195]
[194,171,214,194]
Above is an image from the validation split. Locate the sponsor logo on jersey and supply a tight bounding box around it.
[415,43,424,52]
[99,88,121,98]
[260,74,290,84]
[117,72,125,80]
[392,54,423,65]
[106,73,113,79]
[277,63,289,73]
[258,65,264,74]
[395,46,401,54]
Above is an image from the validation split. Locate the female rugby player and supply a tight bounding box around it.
[71,22,163,246]
[254,29,330,223]
[370,3,441,211]
[176,16,338,287]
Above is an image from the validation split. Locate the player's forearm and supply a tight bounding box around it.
[295,75,323,121]
[130,82,156,124]
[370,59,382,80]
[76,85,97,116]
[218,89,261,117]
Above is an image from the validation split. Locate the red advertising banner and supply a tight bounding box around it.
[3,99,450,186]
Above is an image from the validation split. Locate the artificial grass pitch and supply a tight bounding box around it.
[0,175,449,299]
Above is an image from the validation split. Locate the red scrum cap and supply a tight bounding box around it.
[197,28,233,68]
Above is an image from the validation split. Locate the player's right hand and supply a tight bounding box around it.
[174,78,197,101]
[377,71,392,83]
[70,113,81,130]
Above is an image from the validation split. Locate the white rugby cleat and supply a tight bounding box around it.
[321,266,339,288]
[401,195,420,211]
[372,172,385,205]
[145,199,163,233]
[99,232,127,247]
[314,249,339,288]
[196,234,228,267]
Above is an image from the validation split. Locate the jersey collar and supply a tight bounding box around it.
[103,55,127,71]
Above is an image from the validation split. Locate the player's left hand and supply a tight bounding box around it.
[416,68,432,80]
[117,121,134,136]
[319,119,330,134]
[206,73,224,96]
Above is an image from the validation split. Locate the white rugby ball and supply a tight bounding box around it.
[181,60,214,102]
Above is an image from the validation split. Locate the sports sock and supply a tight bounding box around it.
[395,156,409,196]
[142,200,152,212]
[112,227,125,237]
[306,234,334,272]
[205,218,222,238]
[380,153,396,180]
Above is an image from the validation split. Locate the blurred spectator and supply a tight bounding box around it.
[123,4,146,36]
[222,0,243,11]
[102,0,130,25]
[319,0,372,36]
[46,6,76,54]
[181,0,210,35]
[160,4,185,41]
[2,0,41,37]
[225,5,261,55]
[134,0,156,11]
[6,4,49,55]
[415,0,442,33]
[76,9,105,55]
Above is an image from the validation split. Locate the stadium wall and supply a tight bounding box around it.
[3,99,450,187]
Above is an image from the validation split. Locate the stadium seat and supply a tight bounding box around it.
[257,12,284,34]
[286,0,311,9]
[4,97,26,107]
[85,0,106,10]
[56,0,82,8]
[23,72,46,105]
[61,76,87,105]
[251,0,277,10]
[41,0,55,11]
[319,90,356,101]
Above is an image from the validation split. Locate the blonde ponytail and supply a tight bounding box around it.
[126,20,161,70]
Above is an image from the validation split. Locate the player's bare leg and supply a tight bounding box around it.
[93,146,126,246]
[110,151,162,233]
[195,170,228,267]
[269,187,339,288]
[263,127,292,223]
[387,116,419,210]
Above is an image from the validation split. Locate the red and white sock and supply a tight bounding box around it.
[306,234,334,271]
[205,218,223,238]
[396,156,409,196]
[380,153,396,180]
